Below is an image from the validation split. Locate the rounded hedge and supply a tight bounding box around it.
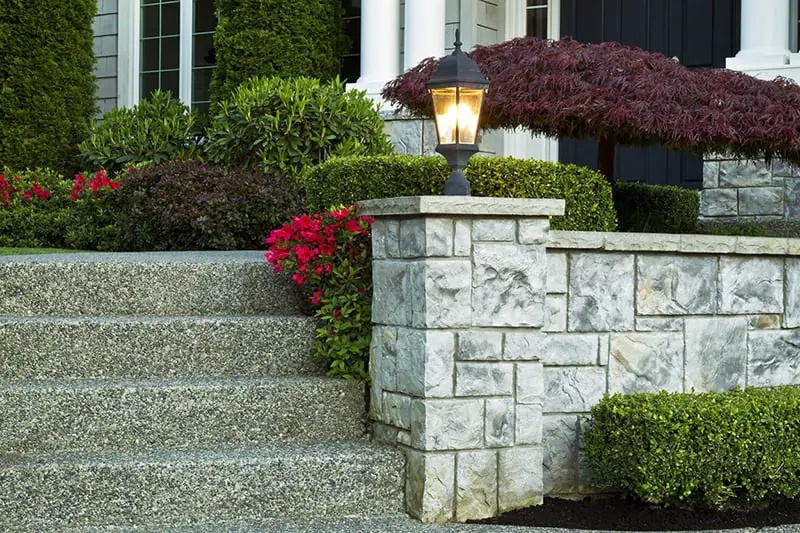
[302,155,618,232]
[204,77,393,175]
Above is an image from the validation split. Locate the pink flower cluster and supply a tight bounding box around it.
[71,170,121,201]
[0,173,50,206]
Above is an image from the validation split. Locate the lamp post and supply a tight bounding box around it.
[427,29,490,195]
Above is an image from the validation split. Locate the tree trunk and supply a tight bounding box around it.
[597,137,616,184]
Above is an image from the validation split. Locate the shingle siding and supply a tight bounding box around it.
[93,0,119,115]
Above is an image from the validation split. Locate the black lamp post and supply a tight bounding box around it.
[427,29,490,196]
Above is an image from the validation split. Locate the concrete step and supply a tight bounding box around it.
[0,377,365,454]
[0,251,306,316]
[0,315,323,380]
[0,443,405,530]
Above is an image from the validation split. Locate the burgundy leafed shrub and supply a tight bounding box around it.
[119,160,305,251]
[383,36,800,166]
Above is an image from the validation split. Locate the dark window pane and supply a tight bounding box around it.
[162,2,180,36]
[142,0,160,4]
[342,0,361,18]
[526,7,547,38]
[527,0,547,6]
[141,72,159,99]
[192,101,210,116]
[343,18,361,54]
[141,5,160,38]
[193,33,215,66]
[161,36,180,69]
[141,38,160,71]
[341,55,360,83]
[161,71,180,97]
[194,0,217,33]
[192,68,214,102]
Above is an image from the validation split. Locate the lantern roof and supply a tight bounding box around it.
[427,30,490,90]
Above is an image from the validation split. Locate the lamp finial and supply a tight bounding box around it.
[454,28,462,51]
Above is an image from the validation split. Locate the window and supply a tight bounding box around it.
[139,0,216,111]
[526,0,548,38]
[341,0,361,82]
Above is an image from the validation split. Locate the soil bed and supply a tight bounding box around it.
[471,496,800,531]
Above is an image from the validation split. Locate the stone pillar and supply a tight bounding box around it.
[404,0,446,71]
[727,0,790,69]
[353,0,401,99]
[358,196,565,523]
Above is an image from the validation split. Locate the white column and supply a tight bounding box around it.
[404,0,446,71]
[728,0,790,69]
[178,0,194,106]
[356,0,401,94]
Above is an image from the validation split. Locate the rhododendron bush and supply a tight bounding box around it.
[265,206,373,381]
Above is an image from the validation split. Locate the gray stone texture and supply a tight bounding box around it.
[400,218,454,258]
[498,447,544,512]
[504,331,544,360]
[635,317,683,331]
[703,161,719,188]
[383,392,413,430]
[515,363,545,405]
[413,260,473,328]
[568,253,635,331]
[784,258,800,328]
[485,398,515,447]
[411,399,485,451]
[472,243,546,327]
[719,257,783,314]
[455,363,514,396]
[518,219,551,245]
[719,160,772,187]
[684,317,748,392]
[543,367,606,413]
[636,255,717,315]
[456,450,498,520]
[472,219,516,241]
[454,220,472,256]
[739,187,783,216]
[543,294,567,332]
[701,189,738,217]
[609,332,684,394]
[372,261,414,326]
[785,178,800,219]
[748,330,800,387]
[515,403,543,445]
[406,450,456,522]
[539,334,599,366]
[457,331,503,361]
[395,329,455,398]
[371,219,400,259]
[542,415,579,495]
[546,253,568,293]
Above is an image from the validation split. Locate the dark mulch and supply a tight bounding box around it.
[470,496,800,531]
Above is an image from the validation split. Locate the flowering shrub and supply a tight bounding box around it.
[0,168,68,248]
[62,170,124,251]
[265,206,373,381]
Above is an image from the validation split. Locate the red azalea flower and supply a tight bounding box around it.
[311,290,323,305]
[23,191,31,199]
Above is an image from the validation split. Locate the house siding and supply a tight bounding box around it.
[93,0,119,115]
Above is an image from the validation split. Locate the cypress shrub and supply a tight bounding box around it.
[613,181,699,233]
[302,155,618,232]
[0,0,97,172]
[210,0,346,104]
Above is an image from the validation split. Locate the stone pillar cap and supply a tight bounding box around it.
[358,196,565,217]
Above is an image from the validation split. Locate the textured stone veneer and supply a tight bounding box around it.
[359,196,565,523]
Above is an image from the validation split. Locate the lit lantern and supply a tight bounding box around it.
[427,30,490,195]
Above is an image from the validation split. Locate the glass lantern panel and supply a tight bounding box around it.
[455,88,484,144]
[431,88,458,144]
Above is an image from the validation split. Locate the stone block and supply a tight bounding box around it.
[568,253,635,331]
[516,362,545,404]
[598,334,610,365]
[400,218,454,258]
[485,398,515,447]
[518,219,551,244]
[544,367,606,413]
[786,178,800,220]
[472,243,546,327]
[389,119,424,155]
[543,415,579,495]
[635,317,683,331]
[543,294,567,332]
[547,253,568,293]
[383,392,413,430]
[680,235,735,253]
[371,219,400,259]
[516,403,543,445]
[456,450,498,521]
[684,317,747,392]
[406,450,456,522]
[457,331,503,361]
[733,236,788,255]
[772,160,800,178]
[739,187,783,216]
[412,260,472,328]
[395,329,455,398]
[719,257,783,314]
[548,231,604,249]
[540,334,599,365]
[455,362,514,396]
[454,219,471,256]
[703,162,719,188]
[372,422,399,446]
[603,233,681,252]
[719,160,772,187]
[609,332,683,394]
[369,329,385,420]
[498,447,544,512]
[411,398,485,450]
[700,189,738,217]
[504,331,544,360]
[784,259,800,328]
[636,255,717,315]
[750,314,781,329]
[372,261,413,326]
[473,219,516,241]
[748,330,800,387]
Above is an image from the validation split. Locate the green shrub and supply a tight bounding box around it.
[78,90,200,173]
[204,77,392,174]
[210,0,346,104]
[119,160,305,251]
[303,155,618,231]
[583,387,800,510]
[59,170,124,251]
[613,181,699,233]
[0,0,96,172]
[0,168,71,248]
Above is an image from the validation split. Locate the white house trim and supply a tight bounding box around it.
[356,0,401,96]
[178,0,194,106]
[117,0,139,108]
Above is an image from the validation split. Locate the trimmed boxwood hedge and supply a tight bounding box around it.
[583,387,800,510]
[0,0,97,172]
[613,181,699,233]
[210,0,347,104]
[302,155,617,232]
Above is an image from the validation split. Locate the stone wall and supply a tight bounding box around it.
[702,155,800,220]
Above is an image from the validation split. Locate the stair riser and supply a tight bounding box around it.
[0,451,405,528]
[0,381,365,453]
[0,317,323,380]
[0,261,305,316]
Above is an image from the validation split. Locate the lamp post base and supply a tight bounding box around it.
[437,143,479,196]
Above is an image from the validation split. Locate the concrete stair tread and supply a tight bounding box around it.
[0,314,314,323]
[0,251,270,264]
[0,375,353,390]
